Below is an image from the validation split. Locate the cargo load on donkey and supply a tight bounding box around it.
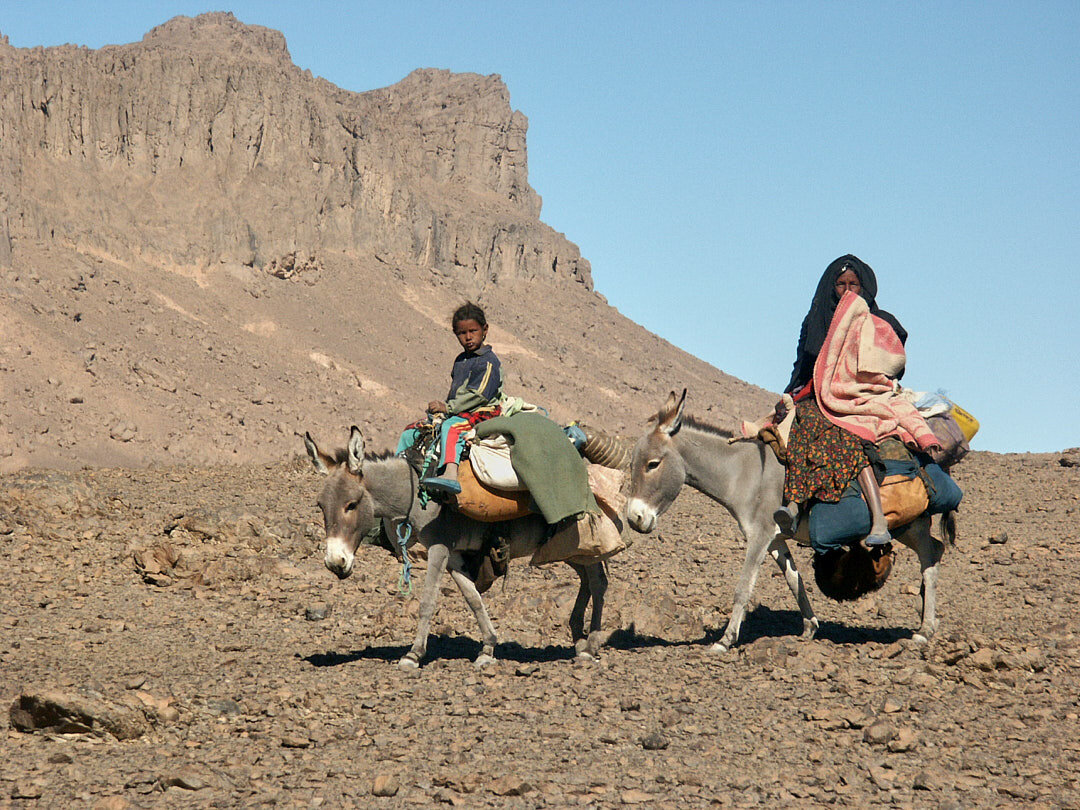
[399,406,629,574]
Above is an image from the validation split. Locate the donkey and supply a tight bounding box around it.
[626,390,950,651]
[303,426,608,668]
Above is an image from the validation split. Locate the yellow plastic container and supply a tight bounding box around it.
[948,402,979,443]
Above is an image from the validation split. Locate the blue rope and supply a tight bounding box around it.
[395,520,413,597]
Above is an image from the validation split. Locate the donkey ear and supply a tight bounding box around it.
[301,431,332,476]
[661,389,687,436]
[347,425,365,475]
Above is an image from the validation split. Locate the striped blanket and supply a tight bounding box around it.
[813,291,939,451]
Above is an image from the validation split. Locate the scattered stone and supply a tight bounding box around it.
[912,768,943,791]
[997,784,1038,801]
[489,775,531,796]
[132,542,181,585]
[641,730,670,750]
[134,691,179,723]
[620,789,655,803]
[280,734,311,748]
[881,697,903,713]
[887,727,919,752]
[11,782,43,799]
[988,532,1008,545]
[161,769,213,790]
[867,764,894,789]
[109,421,138,442]
[91,797,132,810]
[969,648,999,671]
[372,772,400,797]
[305,603,331,621]
[206,698,242,716]
[862,720,896,746]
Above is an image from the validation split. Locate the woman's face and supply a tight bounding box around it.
[834,268,861,298]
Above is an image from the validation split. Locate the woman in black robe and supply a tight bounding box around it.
[775,255,907,548]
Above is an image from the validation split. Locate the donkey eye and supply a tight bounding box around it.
[646,459,662,472]
[344,500,360,513]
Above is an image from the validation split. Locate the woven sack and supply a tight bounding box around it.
[813,544,896,602]
[586,463,627,517]
[466,434,527,491]
[925,412,970,468]
[453,458,534,523]
[530,500,626,566]
[880,473,929,527]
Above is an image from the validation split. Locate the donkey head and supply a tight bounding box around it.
[627,389,688,533]
[303,426,376,579]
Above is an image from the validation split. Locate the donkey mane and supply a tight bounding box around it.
[325,447,400,466]
[680,413,736,440]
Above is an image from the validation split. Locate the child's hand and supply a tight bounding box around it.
[427,400,447,414]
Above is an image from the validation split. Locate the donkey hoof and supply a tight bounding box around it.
[911,633,930,646]
[708,642,730,654]
[397,654,421,670]
[473,653,497,669]
[575,650,598,662]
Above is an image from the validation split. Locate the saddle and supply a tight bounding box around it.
[793,438,962,555]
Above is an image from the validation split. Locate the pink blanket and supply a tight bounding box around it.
[813,291,939,451]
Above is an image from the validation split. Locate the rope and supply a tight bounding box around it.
[395,519,413,597]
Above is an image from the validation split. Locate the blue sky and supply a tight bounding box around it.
[3,2,1077,453]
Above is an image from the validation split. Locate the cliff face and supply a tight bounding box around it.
[0,14,772,472]
[0,13,590,287]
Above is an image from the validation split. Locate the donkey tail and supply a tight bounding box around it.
[941,510,958,546]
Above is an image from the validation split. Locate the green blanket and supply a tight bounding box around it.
[474,412,597,524]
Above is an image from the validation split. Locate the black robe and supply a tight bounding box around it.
[784,254,907,394]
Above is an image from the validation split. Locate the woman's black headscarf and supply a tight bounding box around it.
[784,254,907,393]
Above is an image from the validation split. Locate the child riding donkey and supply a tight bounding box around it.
[396,302,504,496]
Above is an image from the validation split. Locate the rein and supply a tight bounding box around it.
[391,454,423,597]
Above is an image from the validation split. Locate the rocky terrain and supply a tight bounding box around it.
[1,444,1079,808]
[2,12,1079,810]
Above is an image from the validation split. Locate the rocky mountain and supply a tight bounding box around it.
[0,13,774,472]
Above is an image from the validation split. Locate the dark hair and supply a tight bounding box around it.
[452,301,487,328]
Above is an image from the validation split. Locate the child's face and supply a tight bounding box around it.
[453,318,487,352]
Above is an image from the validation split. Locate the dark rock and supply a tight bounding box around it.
[10,689,151,740]
[641,730,670,750]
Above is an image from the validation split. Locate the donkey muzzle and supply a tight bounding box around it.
[626,497,658,533]
[324,536,355,579]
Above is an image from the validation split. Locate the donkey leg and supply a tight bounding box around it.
[567,562,608,660]
[399,542,450,669]
[447,557,499,668]
[566,562,591,652]
[584,562,608,658]
[911,519,945,644]
[713,525,774,653]
[768,536,819,640]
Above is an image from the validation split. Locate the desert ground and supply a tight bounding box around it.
[2,446,1078,809]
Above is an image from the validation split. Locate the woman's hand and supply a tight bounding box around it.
[427,400,447,414]
[773,399,789,422]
